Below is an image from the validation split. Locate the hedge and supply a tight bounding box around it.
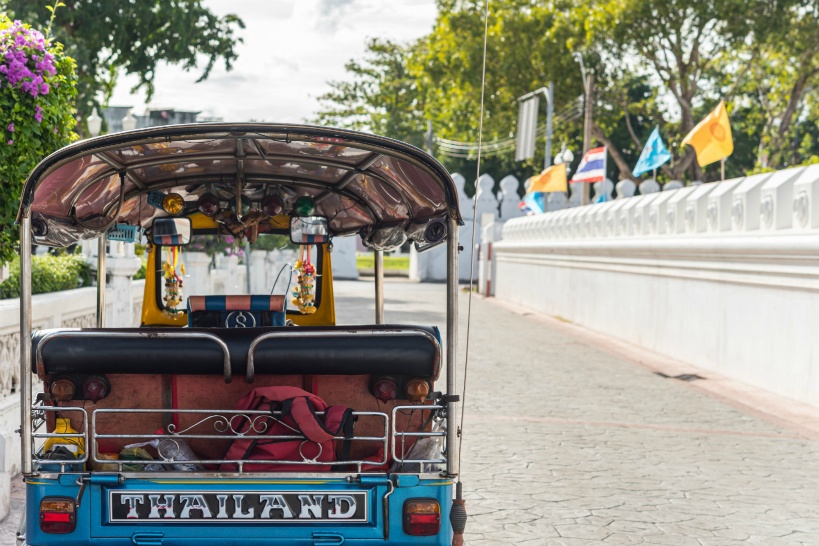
[0,251,91,299]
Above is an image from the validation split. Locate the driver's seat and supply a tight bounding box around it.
[187,295,286,328]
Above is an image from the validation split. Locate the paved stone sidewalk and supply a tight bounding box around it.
[341,279,819,545]
[453,289,819,545]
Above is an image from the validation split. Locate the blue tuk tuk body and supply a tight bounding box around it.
[25,475,453,545]
[16,124,465,546]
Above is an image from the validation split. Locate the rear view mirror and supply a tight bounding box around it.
[152,217,192,246]
[290,216,330,245]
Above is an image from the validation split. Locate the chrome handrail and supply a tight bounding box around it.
[246,328,442,383]
[34,330,233,383]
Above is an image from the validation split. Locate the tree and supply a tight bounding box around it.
[0,16,78,266]
[3,0,244,132]
[588,0,795,180]
[314,39,428,149]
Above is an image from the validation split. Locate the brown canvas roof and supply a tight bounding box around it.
[18,123,462,247]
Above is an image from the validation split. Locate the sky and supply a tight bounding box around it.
[107,0,438,124]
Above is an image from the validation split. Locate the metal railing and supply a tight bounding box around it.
[390,405,447,466]
[30,403,447,474]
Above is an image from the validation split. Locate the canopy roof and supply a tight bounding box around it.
[17,123,462,247]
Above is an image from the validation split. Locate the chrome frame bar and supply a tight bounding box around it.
[246,329,442,383]
[96,235,106,328]
[374,250,384,324]
[31,406,89,472]
[34,330,233,383]
[19,216,33,475]
[391,405,447,465]
[446,216,459,478]
[89,408,389,473]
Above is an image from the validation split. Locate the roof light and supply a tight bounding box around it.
[294,196,316,217]
[261,194,284,216]
[161,193,185,215]
[197,192,220,216]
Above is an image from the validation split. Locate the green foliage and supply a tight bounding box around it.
[252,234,296,252]
[4,0,245,129]
[0,16,77,267]
[0,251,91,299]
[315,0,819,187]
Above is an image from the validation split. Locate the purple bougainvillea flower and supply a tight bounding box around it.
[6,123,13,132]
[7,140,12,145]
[34,105,43,123]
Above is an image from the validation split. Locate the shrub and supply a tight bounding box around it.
[0,17,78,267]
[0,251,91,299]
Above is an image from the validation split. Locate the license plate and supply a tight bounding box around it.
[108,490,368,523]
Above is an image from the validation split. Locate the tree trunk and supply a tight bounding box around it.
[768,73,809,168]
[592,124,636,181]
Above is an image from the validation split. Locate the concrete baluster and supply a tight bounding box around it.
[499,175,523,220]
[330,236,360,280]
[759,166,806,231]
[706,177,745,232]
[594,178,615,202]
[106,241,142,327]
[731,172,775,231]
[684,182,718,233]
[664,180,684,191]
[616,179,636,199]
[568,181,584,207]
[792,164,819,230]
[639,178,661,194]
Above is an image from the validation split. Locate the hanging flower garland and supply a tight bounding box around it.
[162,246,186,317]
[291,245,317,314]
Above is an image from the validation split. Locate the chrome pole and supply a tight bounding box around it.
[96,235,106,328]
[19,216,32,475]
[445,216,459,477]
[374,250,384,324]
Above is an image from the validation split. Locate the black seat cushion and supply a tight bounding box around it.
[32,325,441,379]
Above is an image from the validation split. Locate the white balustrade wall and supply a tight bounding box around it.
[490,164,819,410]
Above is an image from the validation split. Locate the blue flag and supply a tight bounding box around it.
[633,127,672,177]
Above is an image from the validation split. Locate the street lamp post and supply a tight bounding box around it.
[517,83,555,169]
[548,144,574,211]
[87,107,102,138]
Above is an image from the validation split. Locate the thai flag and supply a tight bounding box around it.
[571,146,607,183]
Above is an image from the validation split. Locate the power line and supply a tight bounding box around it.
[436,101,582,158]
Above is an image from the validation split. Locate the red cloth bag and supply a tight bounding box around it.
[220,386,353,472]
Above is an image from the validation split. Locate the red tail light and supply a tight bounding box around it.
[40,497,76,534]
[372,376,398,402]
[404,499,440,536]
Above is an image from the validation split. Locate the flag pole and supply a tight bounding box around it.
[720,158,725,182]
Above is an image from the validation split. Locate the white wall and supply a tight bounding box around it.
[493,165,819,409]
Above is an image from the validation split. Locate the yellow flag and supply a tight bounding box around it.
[681,100,733,167]
[528,163,567,193]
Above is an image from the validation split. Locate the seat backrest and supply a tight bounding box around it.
[187,295,286,328]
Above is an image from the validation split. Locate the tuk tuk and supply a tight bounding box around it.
[15,124,466,545]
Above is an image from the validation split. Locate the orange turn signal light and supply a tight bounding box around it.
[50,377,75,403]
[404,378,430,403]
